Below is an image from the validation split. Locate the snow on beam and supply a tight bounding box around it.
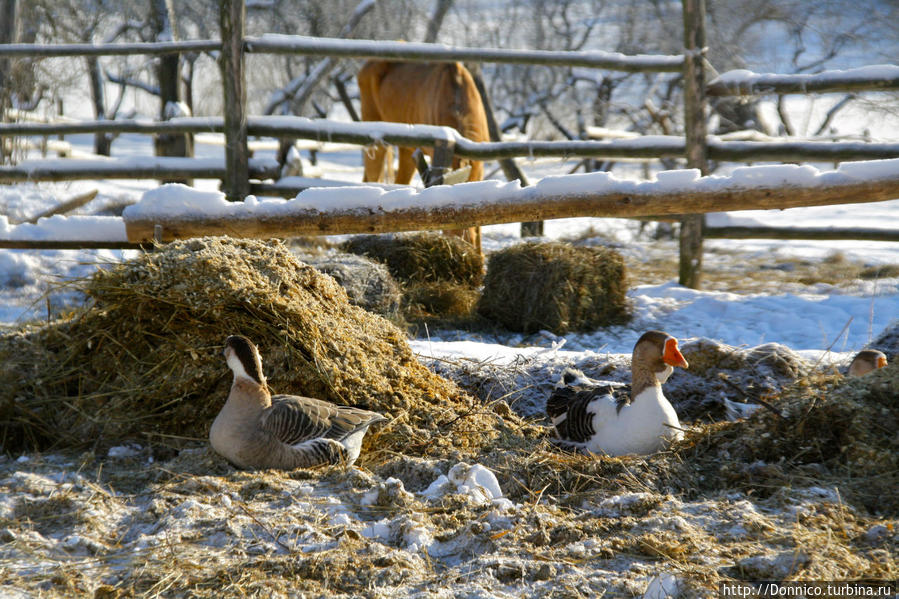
[244,35,684,73]
[5,117,899,162]
[0,157,280,183]
[0,40,221,57]
[707,65,899,96]
[122,159,899,243]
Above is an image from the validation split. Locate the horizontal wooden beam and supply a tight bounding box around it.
[0,240,146,250]
[0,157,279,183]
[244,35,684,72]
[705,226,899,242]
[5,117,899,163]
[0,40,220,57]
[123,171,899,243]
[707,67,899,96]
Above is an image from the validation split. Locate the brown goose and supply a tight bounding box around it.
[546,330,688,456]
[210,335,386,470]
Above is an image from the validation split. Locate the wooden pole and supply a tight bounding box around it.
[680,0,708,289]
[219,0,249,201]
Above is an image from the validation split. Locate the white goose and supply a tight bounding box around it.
[848,349,888,377]
[546,330,689,456]
[210,335,386,470]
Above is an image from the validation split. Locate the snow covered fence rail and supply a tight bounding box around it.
[707,65,899,96]
[119,159,899,244]
[243,35,684,73]
[4,117,899,178]
[0,156,280,184]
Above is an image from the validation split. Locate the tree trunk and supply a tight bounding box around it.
[151,0,192,183]
[423,0,453,44]
[86,56,111,156]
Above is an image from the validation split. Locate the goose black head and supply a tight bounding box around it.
[224,335,266,385]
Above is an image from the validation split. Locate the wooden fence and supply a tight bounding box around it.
[1,0,899,287]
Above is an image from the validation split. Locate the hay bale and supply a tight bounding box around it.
[342,233,484,286]
[403,281,480,320]
[297,251,403,321]
[477,241,630,334]
[0,237,508,456]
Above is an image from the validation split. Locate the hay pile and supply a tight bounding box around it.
[677,361,899,515]
[870,320,899,360]
[296,251,403,321]
[667,338,810,420]
[0,237,512,456]
[343,233,484,321]
[477,241,630,334]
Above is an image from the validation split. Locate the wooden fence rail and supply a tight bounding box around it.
[122,167,899,243]
[243,35,684,72]
[5,118,899,177]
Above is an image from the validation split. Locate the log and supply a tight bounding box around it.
[123,169,899,243]
[0,40,220,57]
[19,189,98,224]
[704,226,899,242]
[4,118,899,162]
[244,35,684,73]
[708,67,899,97]
[0,157,279,182]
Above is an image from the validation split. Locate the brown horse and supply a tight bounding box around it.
[357,60,489,253]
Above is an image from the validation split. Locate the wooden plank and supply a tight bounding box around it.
[123,174,899,243]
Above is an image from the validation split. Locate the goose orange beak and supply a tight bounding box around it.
[877,356,888,369]
[663,338,689,369]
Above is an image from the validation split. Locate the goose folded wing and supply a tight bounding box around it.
[262,395,344,446]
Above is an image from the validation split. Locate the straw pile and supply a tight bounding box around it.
[0,237,513,456]
[477,242,630,334]
[343,233,484,320]
[297,252,403,321]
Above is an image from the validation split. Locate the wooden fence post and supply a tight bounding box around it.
[219,0,249,201]
[680,0,709,289]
